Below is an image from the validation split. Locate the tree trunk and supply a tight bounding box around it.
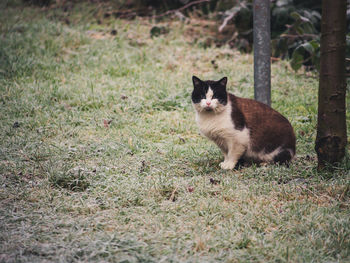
[315,0,347,169]
[253,0,271,106]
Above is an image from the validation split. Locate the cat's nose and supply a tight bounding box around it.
[206,101,211,106]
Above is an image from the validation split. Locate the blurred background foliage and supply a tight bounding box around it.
[20,0,350,74]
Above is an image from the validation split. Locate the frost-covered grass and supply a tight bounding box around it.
[0,2,349,262]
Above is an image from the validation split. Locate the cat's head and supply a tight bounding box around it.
[191,76,228,113]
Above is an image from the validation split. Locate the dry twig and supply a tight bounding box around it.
[152,0,210,19]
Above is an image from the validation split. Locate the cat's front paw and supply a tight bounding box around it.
[219,161,236,170]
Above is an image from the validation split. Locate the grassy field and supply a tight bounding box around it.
[0,2,349,262]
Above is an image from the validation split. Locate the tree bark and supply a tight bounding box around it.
[315,0,347,169]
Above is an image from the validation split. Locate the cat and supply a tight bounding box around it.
[191,76,296,170]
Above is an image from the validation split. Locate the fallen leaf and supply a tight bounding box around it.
[103,119,112,128]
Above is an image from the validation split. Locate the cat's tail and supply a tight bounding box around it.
[273,148,295,165]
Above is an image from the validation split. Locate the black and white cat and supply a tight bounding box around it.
[192,76,296,170]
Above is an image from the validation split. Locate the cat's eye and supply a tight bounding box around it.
[213,94,219,100]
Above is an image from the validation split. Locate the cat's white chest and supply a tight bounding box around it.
[195,104,250,151]
[196,109,233,139]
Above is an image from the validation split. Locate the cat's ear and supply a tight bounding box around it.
[218,77,227,87]
[192,76,202,88]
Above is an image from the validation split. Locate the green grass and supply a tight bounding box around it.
[0,2,349,262]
